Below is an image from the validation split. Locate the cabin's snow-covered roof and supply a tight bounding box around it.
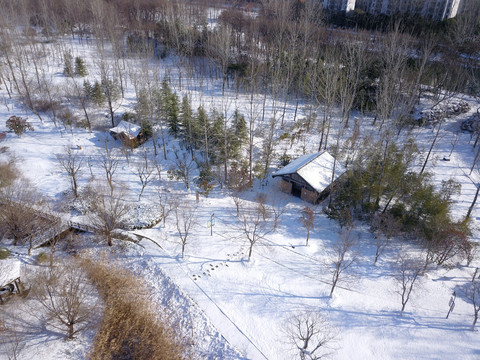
[0,258,21,285]
[273,151,346,193]
[110,120,141,138]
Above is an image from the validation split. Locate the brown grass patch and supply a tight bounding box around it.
[81,258,187,360]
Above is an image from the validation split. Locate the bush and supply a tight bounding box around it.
[36,252,48,263]
[57,108,80,129]
[32,98,61,114]
[0,247,10,259]
[6,116,34,136]
[279,153,291,167]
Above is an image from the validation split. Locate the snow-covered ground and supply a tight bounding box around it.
[0,35,480,360]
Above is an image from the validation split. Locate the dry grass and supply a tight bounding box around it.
[81,258,187,360]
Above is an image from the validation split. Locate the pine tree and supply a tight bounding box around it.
[75,57,88,77]
[63,50,73,76]
[231,109,247,159]
[135,88,152,126]
[91,80,106,106]
[83,80,92,98]
[196,106,211,167]
[167,92,180,137]
[159,79,181,137]
[210,109,225,165]
[181,95,194,151]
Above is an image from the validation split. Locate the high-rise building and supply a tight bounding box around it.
[323,0,470,20]
[322,0,356,12]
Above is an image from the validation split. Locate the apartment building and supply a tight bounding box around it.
[323,0,469,20]
[322,0,356,12]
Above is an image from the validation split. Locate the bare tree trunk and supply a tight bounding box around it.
[466,183,480,219]
[420,122,442,175]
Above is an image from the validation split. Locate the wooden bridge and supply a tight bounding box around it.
[26,217,97,249]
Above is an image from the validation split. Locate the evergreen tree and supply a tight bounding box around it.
[210,109,225,165]
[135,88,154,126]
[63,50,73,76]
[91,80,106,106]
[83,80,92,98]
[180,95,194,151]
[196,106,211,167]
[159,79,181,137]
[101,78,120,103]
[75,56,87,77]
[167,92,180,137]
[231,109,247,159]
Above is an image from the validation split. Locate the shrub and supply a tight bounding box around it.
[279,153,291,167]
[32,98,61,114]
[122,112,136,122]
[0,247,10,259]
[57,108,80,129]
[36,252,48,263]
[6,116,34,136]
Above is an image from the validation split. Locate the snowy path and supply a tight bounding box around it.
[136,237,269,360]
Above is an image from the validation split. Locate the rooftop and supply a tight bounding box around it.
[273,151,346,193]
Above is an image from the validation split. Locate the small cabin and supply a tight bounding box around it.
[272,151,346,204]
[0,257,23,303]
[109,120,147,148]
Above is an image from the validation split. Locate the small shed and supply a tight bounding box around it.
[272,151,346,204]
[0,257,23,302]
[109,120,147,148]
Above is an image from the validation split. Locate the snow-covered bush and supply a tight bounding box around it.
[6,116,34,136]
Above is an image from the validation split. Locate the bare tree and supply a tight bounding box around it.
[329,228,358,298]
[86,183,131,246]
[0,177,43,246]
[271,195,287,231]
[174,205,196,258]
[135,151,154,201]
[285,311,336,360]
[371,213,400,265]
[56,146,83,198]
[460,279,480,330]
[254,193,269,221]
[99,60,120,127]
[167,151,195,190]
[65,72,92,131]
[466,183,480,219]
[301,206,315,246]
[394,253,423,315]
[156,186,174,228]
[420,120,443,175]
[31,260,98,339]
[206,23,232,96]
[239,206,271,260]
[231,192,243,217]
[100,142,119,194]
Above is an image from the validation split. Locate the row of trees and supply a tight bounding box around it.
[327,137,473,268]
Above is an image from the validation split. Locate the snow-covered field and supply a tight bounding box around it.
[0,35,480,360]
